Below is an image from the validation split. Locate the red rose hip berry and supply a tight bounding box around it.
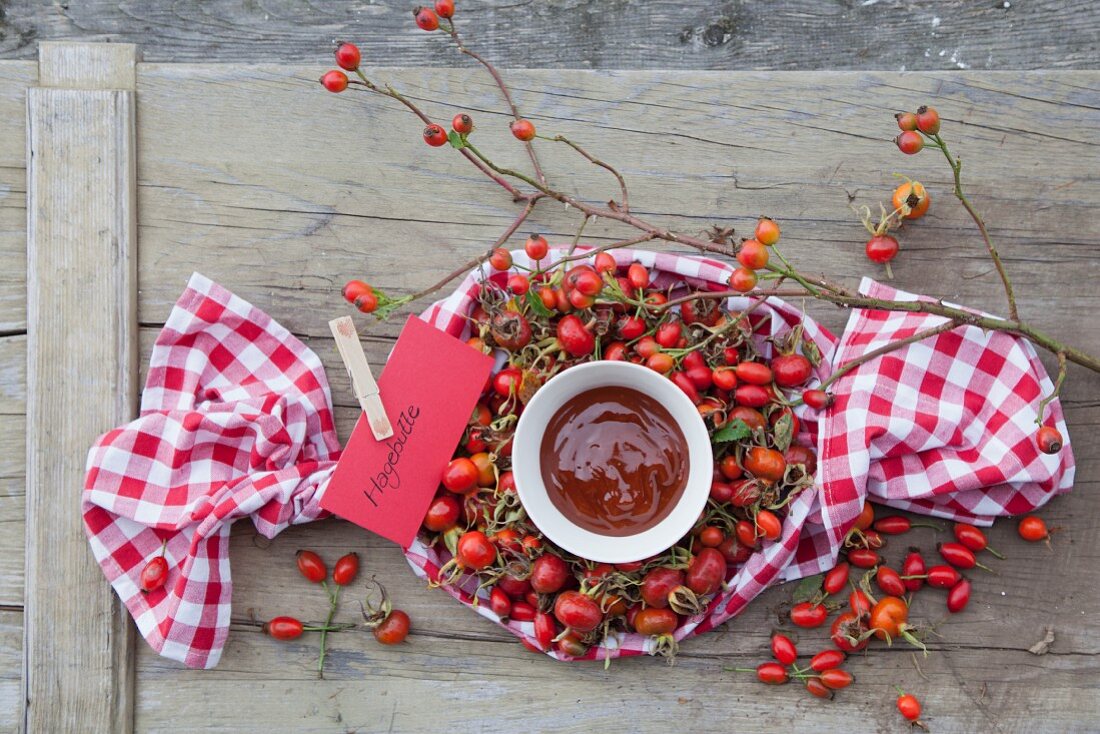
[866,234,900,264]
[452,112,473,134]
[434,0,455,19]
[895,130,924,155]
[413,6,440,30]
[510,119,536,141]
[423,123,448,147]
[916,105,941,134]
[524,234,549,260]
[320,70,348,93]
[334,43,361,71]
[1036,425,1063,454]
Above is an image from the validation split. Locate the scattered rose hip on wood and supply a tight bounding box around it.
[866,234,900,264]
[1017,515,1049,542]
[296,550,327,583]
[373,610,411,644]
[332,552,360,586]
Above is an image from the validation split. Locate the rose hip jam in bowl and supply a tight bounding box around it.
[513,361,713,563]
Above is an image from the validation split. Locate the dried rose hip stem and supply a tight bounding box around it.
[923,132,1018,321]
[326,20,1100,384]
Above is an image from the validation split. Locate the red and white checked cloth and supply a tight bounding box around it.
[84,256,1074,668]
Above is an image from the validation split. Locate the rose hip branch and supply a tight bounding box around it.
[321,7,1091,443]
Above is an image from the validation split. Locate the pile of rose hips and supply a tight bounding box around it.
[261,549,411,676]
[729,499,1056,726]
[344,220,833,662]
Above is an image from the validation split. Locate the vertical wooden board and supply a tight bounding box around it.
[0,611,24,733]
[0,61,37,332]
[24,44,138,733]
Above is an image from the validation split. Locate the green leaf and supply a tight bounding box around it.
[712,418,751,444]
[447,130,466,149]
[525,288,554,319]
[792,574,824,603]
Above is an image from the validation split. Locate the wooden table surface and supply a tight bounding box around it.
[2,45,1100,732]
[0,0,1098,70]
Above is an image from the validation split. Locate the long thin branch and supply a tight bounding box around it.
[461,141,732,257]
[340,60,1100,379]
[445,23,547,187]
[1036,351,1067,423]
[548,134,630,212]
[404,194,544,302]
[819,320,964,390]
[929,134,1018,321]
[348,76,526,201]
[658,288,814,311]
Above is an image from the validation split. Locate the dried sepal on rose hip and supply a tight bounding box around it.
[360,576,411,645]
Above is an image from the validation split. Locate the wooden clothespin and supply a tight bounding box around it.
[329,316,394,440]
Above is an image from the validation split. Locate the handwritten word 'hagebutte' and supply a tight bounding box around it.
[364,405,420,507]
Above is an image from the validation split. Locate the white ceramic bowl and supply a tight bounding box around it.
[512,361,713,564]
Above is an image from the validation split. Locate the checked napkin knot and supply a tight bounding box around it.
[83,273,341,669]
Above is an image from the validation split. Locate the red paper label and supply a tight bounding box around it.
[321,315,493,547]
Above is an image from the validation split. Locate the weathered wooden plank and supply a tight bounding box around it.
[0,61,35,333]
[118,66,1100,731]
[130,67,1100,368]
[0,477,25,608]
[0,610,24,733]
[0,333,24,415]
[24,43,138,734]
[134,595,1100,734]
[130,324,1100,730]
[1,1,1098,72]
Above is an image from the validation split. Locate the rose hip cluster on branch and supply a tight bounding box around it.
[322,9,1088,446]
[261,548,412,676]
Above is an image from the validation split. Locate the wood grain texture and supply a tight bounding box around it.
[1,1,1098,70]
[116,64,1100,733]
[37,40,139,88]
[0,610,24,733]
[0,57,1098,732]
[23,44,138,734]
[0,61,34,333]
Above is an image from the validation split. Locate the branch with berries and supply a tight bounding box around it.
[318,2,1096,455]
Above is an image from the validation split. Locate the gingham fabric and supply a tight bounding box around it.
[84,255,1074,667]
[83,273,340,668]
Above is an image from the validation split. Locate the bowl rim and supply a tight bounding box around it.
[512,360,713,564]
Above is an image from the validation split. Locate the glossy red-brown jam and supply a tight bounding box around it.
[539,385,688,537]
